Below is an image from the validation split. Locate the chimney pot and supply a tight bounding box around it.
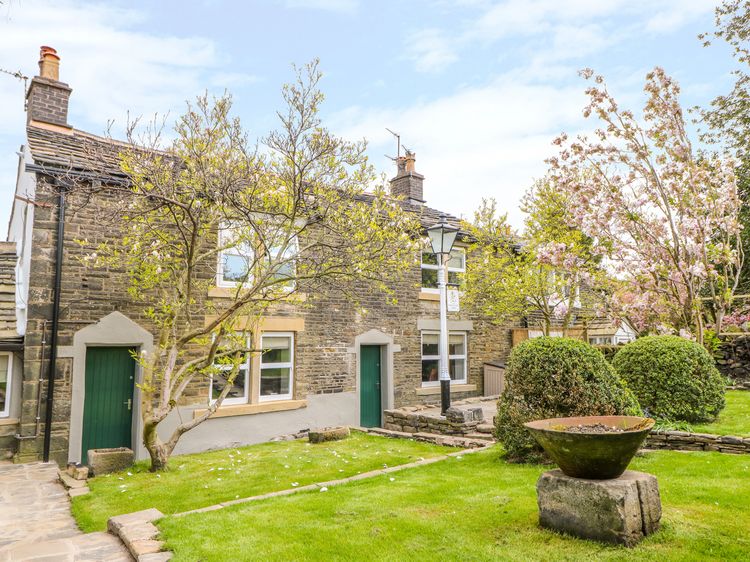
[404,151,416,173]
[38,46,60,81]
[390,150,425,204]
[27,46,72,128]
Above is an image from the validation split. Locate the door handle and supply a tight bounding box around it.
[125,399,132,411]
[375,380,381,390]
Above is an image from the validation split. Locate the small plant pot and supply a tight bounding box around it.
[524,416,654,479]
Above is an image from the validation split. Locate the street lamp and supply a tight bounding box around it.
[426,213,459,414]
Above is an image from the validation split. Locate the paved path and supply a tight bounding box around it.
[0,462,131,561]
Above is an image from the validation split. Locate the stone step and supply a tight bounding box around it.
[464,432,495,442]
[58,471,87,490]
[476,423,495,434]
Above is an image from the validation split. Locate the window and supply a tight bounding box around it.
[210,335,250,405]
[217,226,298,290]
[0,353,12,418]
[589,336,613,345]
[265,237,297,290]
[421,248,465,290]
[217,228,254,287]
[421,332,467,386]
[260,333,294,401]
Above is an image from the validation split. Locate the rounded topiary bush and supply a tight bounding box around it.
[612,335,726,423]
[496,337,641,463]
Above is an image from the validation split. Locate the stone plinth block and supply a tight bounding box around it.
[309,426,350,444]
[536,469,661,547]
[87,447,135,476]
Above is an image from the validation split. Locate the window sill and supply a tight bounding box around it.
[193,399,307,419]
[0,417,19,426]
[208,287,306,301]
[415,384,477,396]
[418,290,440,301]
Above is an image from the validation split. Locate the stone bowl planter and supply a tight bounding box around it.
[524,416,654,479]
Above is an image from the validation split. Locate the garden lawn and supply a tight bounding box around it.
[691,390,750,436]
[72,431,456,532]
[159,447,750,561]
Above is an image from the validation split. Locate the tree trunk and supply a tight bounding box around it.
[143,419,173,472]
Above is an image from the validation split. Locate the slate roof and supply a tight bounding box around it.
[26,125,466,232]
[26,125,129,178]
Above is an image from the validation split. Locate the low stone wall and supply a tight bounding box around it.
[383,409,478,436]
[716,336,750,388]
[645,430,750,454]
[383,395,498,436]
[0,422,17,461]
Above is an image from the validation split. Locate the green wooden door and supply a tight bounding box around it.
[81,347,135,460]
[360,345,382,427]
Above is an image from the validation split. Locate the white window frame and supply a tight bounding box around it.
[216,226,254,288]
[421,247,465,293]
[259,332,294,402]
[266,236,298,292]
[209,335,251,406]
[420,331,467,387]
[216,226,299,291]
[0,352,13,418]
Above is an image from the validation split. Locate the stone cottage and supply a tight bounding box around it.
[1,47,512,465]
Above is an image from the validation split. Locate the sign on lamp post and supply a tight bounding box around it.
[425,214,459,415]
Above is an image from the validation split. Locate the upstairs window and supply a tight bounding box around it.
[264,238,298,291]
[420,331,467,386]
[217,228,254,288]
[217,226,298,290]
[421,248,465,290]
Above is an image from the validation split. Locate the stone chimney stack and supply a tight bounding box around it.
[390,150,424,204]
[26,46,72,129]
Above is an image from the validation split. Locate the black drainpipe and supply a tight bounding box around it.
[42,182,66,463]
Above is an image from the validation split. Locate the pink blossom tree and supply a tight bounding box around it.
[547,67,744,343]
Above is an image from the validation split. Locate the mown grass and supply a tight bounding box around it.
[159,447,750,561]
[691,390,750,436]
[72,432,456,532]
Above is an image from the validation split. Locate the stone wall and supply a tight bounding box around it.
[644,430,750,454]
[715,336,750,388]
[15,175,512,464]
[383,397,496,436]
[0,242,17,339]
[0,242,19,460]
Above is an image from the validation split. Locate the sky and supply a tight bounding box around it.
[0,0,739,232]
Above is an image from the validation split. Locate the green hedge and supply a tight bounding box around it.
[613,335,726,423]
[496,337,641,463]
[593,344,623,362]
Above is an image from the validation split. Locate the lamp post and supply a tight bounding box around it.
[426,214,459,415]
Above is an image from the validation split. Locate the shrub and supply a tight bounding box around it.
[593,344,623,363]
[612,335,726,423]
[495,337,641,463]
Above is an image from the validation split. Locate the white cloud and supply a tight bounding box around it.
[331,71,591,228]
[0,0,227,228]
[405,28,459,73]
[405,0,715,73]
[284,0,358,14]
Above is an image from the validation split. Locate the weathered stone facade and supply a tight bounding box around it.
[716,335,750,388]
[13,171,511,465]
[6,48,513,465]
[0,242,20,460]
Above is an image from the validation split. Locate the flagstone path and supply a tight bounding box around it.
[0,462,131,561]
